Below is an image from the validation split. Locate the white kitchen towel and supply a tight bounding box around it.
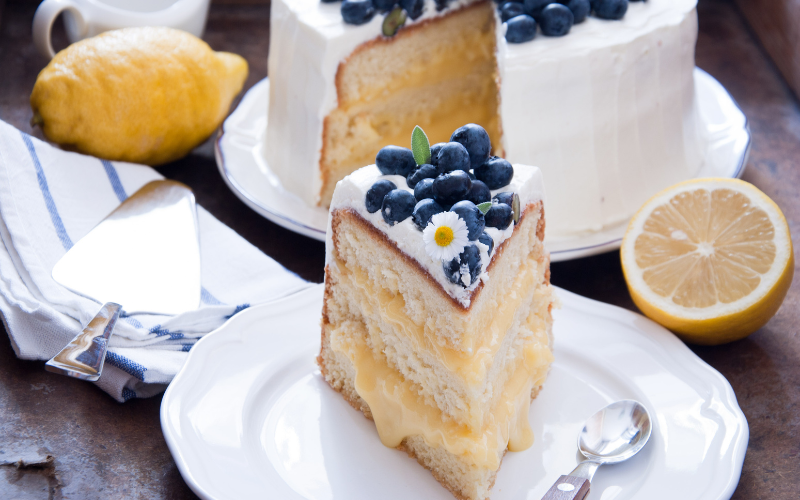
[0,119,312,401]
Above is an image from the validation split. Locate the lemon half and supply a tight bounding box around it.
[621,178,794,345]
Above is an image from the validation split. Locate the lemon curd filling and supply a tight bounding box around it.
[340,250,545,385]
[331,326,551,469]
[328,251,553,467]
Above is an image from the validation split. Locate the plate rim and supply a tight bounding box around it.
[161,285,749,500]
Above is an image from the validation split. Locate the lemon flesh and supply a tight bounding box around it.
[30,27,248,165]
[621,178,794,345]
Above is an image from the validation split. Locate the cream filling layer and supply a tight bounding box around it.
[331,321,552,469]
[341,249,543,386]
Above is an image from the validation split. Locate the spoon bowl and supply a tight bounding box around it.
[579,399,652,464]
[542,400,652,500]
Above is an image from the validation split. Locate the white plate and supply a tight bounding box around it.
[161,285,748,500]
[215,69,750,261]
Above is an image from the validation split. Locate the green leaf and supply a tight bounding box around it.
[476,202,492,215]
[511,193,520,223]
[382,7,407,37]
[411,125,431,166]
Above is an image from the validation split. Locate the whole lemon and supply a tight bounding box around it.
[30,27,248,165]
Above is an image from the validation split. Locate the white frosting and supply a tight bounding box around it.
[498,0,703,241]
[266,0,702,239]
[327,164,545,307]
[266,0,473,206]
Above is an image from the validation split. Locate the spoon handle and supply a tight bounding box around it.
[541,475,590,500]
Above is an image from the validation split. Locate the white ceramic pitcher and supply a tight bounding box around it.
[32,0,211,59]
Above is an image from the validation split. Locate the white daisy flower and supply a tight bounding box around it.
[423,212,469,261]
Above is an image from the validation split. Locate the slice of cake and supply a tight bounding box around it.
[266,0,703,240]
[318,124,556,499]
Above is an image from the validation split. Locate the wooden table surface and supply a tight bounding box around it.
[1,0,798,498]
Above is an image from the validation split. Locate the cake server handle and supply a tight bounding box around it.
[45,302,121,381]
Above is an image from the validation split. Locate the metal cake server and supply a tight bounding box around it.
[45,180,201,381]
[541,400,652,500]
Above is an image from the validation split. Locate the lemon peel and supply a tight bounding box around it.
[621,178,794,345]
[30,27,249,165]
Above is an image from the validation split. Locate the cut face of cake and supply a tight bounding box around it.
[266,0,703,240]
[318,125,556,500]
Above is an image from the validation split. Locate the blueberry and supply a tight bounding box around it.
[451,200,485,241]
[321,0,340,3]
[381,189,416,225]
[365,179,397,213]
[414,178,435,201]
[465,180,491,205]
[450,124,491,170]
[430,142,446,168]
[443,244,482,287]
[493,191,515,207]
[493,192,521,223]
[499,2,525,22]
[478,231,495,255]
[562,0,590,22]
[432,170,472,206]
[437,142,471,172]
[505,14,536,43]
[523,0,551,19]
[372,0,397,12]
[341,0,376,24]
[540,3,573,35]
[485,203,513,229]
[406,164,438,188]
[475,157,514,189]
[400,0,424,19]
[592,0,627,20]
[376,145,416,177]
[435,0,451,10]
[412,198,445,230]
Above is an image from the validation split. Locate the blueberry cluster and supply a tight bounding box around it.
[500,0,640,44]
[326,0,454,34]
[365,123,521,287]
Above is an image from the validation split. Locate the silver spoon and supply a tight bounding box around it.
[542,400,652,500]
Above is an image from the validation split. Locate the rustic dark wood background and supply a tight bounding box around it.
[1,0,799,498]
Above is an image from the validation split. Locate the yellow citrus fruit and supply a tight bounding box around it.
[30,27,248,165]
[621,178,794,345]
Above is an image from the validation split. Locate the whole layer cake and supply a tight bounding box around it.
[266,0,703,239]
[318,125,556,499]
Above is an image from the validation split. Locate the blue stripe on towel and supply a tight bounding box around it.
[123,316,144,329]
[101,160,128,202]
[149,324,170,336]
[105,351,146,381]
[201,287,223,305]
[225,303,250,319]
[20,132,73,250]
[121,388,137,401]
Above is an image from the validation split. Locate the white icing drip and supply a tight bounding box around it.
[327,164,544,307]
[266,0,702,238]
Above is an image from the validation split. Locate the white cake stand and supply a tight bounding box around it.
[215,68,750,261]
